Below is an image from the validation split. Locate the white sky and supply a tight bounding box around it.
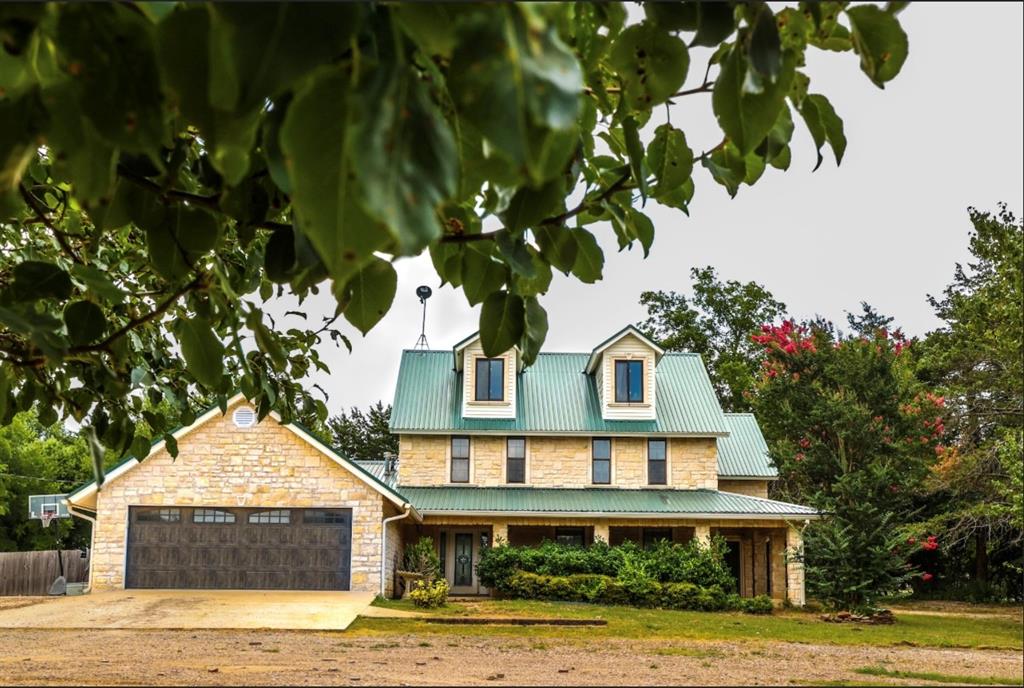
[274,2,1024,414]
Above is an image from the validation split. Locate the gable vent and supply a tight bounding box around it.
[232,406,256,428]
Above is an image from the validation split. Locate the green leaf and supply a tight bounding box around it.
[353,65,456,255]
[648,124,694,196]
[342,258,398,335]
[511,247,553,297]
[569,228,604,283]
[264,227,297,283]
[280,68,387,287]
[846,5,909,88]
[393,3,461,58]
[503,179,565,232]
[146,206,221,281]
[644,2,698,31]
[691,2,736,47]
[63,300,107,346]
[461,246,507,306]
[712,44,796,155]
[480,290,525,357]
[246,310,288,369]
[176,317,225,389]
[748,5,782,82]
[85,425,105,489]
[622,116,647,201]
[56,4,165,153]
[130,434,152,462]
[520,296,549,365]
[495,232,536,278]
[0,87,47,192]
[799,93,846,170]
[448,6,582,184]
[11,261,72,301]
[43,84,117,203]
[610,22,689,110]
[534,225,578,273]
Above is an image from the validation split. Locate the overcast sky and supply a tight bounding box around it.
[276,2,1024,414]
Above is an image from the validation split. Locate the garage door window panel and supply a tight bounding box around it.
[249,509,291,524]
[193,508,236,524]
[136,508,181,523]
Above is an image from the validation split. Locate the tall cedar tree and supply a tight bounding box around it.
[327,402,398,461]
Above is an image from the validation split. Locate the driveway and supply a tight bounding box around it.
[0,589,375,631]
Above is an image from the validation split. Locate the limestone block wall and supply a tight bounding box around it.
[718,480,770,498]
[398,434,719,489]
[89,399,388,592]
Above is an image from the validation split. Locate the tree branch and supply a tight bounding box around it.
[116,165,222,211]
[19,184,84,264]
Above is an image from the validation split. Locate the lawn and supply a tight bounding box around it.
[359,598,1024,650]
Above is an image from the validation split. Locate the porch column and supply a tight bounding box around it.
[593,522,609,543]
[694,524,711,547]
[786,524,806,607]
[492,522,508,545]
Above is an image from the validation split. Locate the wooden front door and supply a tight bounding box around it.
[125,506,352,590]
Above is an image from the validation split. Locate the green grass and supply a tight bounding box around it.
[854,665,1023,685]
[357,598,1023,650]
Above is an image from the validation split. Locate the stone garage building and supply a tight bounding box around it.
[66,394,417,595]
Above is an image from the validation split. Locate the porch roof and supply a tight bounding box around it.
[399,487,817,519]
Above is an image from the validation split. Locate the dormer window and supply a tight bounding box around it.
[475,358,505,401]
[614,359,644,403]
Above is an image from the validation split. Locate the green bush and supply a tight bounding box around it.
[477,537,735,591]
[499,571,772,613]
[402,536,441,580]
[409,578,449,608]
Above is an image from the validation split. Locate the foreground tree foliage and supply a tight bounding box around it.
[0,3,910,479]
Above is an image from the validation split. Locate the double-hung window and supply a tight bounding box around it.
[647,438,667,485]
[451,436,470,483]
[506,437,526,484]
[592,438,611,485]
[614,360,644,403]
[475,358,504,401]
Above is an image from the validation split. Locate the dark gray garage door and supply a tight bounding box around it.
[125,507,352,590]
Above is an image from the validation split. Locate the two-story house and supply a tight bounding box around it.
[64,325,814,605]
[386,326,816,604]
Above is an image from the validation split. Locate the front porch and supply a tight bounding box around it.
[399,517,806,604]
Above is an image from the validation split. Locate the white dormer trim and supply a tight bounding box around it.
[587,326,663,421]
[454,333,518,419]
[584,325,664,374]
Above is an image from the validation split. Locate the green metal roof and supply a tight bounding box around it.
[717,413,778,478]
[399,486,817,517]
[389,350,729,435]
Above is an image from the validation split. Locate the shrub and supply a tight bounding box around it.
[402,537,440,580]
[736,595,775,614]
[409,578,449,608]
[477,536,735,590]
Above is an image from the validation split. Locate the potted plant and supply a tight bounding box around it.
[397,537,441,599]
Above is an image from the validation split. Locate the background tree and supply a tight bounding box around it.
[327,402,398,460]
[0,411,92,550]
[0,2,911,480]
[639,266,786,411]
[750,320,941,609]
[913,204,1023,598]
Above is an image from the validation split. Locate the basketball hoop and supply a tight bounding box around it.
[40,510,57,529]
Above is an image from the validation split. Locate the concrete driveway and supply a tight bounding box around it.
[0,589,375,630]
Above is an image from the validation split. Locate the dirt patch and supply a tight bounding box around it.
[1,629,1020,686]
[0,597,52,612]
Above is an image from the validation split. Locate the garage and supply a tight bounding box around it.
[125,506,352,590]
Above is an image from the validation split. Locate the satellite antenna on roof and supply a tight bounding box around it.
[414,285,432,349]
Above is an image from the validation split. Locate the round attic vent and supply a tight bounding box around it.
[232,406,256,428]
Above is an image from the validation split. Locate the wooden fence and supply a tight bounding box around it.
[0,550,90,596]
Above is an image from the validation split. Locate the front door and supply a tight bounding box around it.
[442,529,490,595]
[724,540,742,594]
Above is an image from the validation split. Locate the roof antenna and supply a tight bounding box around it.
[414,285,432,349]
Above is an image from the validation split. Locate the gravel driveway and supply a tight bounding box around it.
[2,628,1021,686]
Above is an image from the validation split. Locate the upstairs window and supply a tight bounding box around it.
[614,360,644,403]
[475,358,505,401]
[451,436,470,483]
[506,437,526,484]
[648,438,667,485]
[592,438,611,484]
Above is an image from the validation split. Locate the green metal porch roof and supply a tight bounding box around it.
[717,413,778,478]
[389,350,729,435]
[399,486,817,517]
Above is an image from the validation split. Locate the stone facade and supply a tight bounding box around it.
[88,399,392,592]
[718,479,770,498]
[397,434,718,489]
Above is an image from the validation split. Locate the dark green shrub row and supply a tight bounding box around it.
[477,537,736,591]
[503,571,774,614]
